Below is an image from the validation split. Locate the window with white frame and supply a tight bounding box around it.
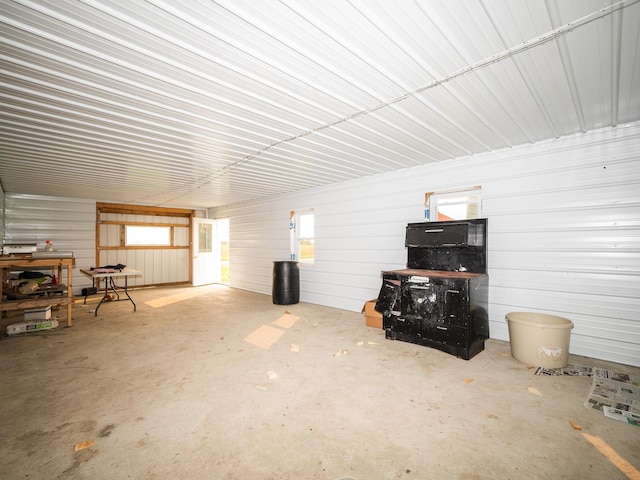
[426,187,481,221]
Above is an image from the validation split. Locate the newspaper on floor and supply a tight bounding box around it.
[584,374,640,415]
[602,406,640,427]
[534,364,594,376]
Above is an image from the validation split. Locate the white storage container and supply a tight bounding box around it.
[24,306,52,321]
[506,312,574,368]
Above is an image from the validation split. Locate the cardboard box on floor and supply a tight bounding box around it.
[362,299,382,329]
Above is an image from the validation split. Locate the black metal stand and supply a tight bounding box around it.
[94,275,136,316]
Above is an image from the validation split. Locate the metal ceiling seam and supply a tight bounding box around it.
[0,156,172,187]
[478,0,560,138]
[150,0,462,159]
[201,0,466,157]
[0,113,241,160]
[208,0,386,106]
[610,6,624,127]
[407,1,517,148]
[331,10,484,156]
[0,57,290,146]
[221,162,348,185]
[147,0,380,111]
[473,0,638,139]
[2,37,450,163]
[0,144,196,177]
[545,0,587,133]
[100,0,468,163]
[84,2,364,121]
[0,123,245,170]
[139,151,336,202]
[269,0,475,157]
[249,144,386,175]
[318,3,633,140]
[0,103,410,174]
[299,133,432,169]
[0,149,231,185]
[0,103,241,155]
[0,12,320,135]
[0,125,226,163]
[622,16,640,119]
[76,0,355,126]
[237,148,382,178]
[0,93,268,158]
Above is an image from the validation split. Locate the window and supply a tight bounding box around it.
[125,226,171,246]
[291,211,314,264]
[198,223,213,253]
[218,218,230,284]
[427,187,481,221]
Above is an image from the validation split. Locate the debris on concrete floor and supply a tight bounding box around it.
[528,386,542,396]
[74,440,93,452]
[569,420,582,430]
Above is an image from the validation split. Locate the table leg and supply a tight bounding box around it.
[94,277,109,316]
[123,276,136,312]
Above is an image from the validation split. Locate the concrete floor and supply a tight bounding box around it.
[0,284,638,480]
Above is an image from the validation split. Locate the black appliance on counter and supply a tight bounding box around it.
[375,218,488,360]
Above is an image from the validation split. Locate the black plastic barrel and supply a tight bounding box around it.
[272,260,300,305]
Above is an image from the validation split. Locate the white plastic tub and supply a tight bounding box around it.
[506,312,574,368]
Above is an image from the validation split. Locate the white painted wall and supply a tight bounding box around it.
[3,124,638,366]
[3,194,97,293]
[212,123,640,367]
[2,196,191,293]
[0,182,5,249]
[99,212,190,286]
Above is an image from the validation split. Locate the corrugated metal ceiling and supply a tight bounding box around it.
[1,0,639,208]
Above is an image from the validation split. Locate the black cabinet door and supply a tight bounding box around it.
[405,223,470,247]
[375,279,400,314]
[444,285,469,327]
[401,278,469,325]
[401,281,446,320]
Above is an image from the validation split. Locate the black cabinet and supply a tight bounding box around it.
[405,221,484,247]
[377,271,488,360]
[376,219,488,360]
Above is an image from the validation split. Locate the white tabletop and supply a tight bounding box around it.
[80,268,142,278]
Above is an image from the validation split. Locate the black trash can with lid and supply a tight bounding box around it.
[272,260,299,305]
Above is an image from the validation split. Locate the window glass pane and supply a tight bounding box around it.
[299,239,315,263]
[198,223,213,253]
[125,226,171,245]
[298,212,314,264]
[299,213,314,238]
[430,191,481,221]
[219,218,230,284]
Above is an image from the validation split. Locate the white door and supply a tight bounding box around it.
[193,218,217,286]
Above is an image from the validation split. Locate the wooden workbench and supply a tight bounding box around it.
[0,256,75,328]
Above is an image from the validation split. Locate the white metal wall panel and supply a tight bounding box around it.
[3,196,192,292]
[0,182,5,247]
[212,122,640,367]
[3,193,96,293]
[98,211,190,286]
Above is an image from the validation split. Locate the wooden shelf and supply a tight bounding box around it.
[0,256,75,328]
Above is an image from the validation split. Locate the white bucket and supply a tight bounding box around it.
[506,312,574,368]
